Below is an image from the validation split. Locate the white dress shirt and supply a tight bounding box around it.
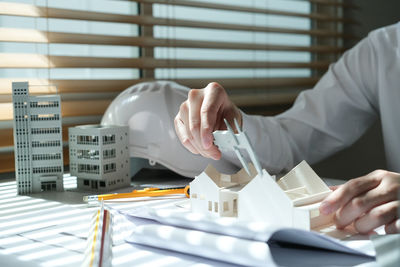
[239,23,400,174]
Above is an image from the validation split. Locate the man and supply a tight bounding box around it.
[174,23,400,234]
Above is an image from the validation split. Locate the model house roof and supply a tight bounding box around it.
[199,164,257,189]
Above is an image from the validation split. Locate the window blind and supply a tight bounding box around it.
[0,0,140,172]
[134,0,356,110]
[0,0,356,173]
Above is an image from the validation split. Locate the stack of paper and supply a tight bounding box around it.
[123,207,375,266]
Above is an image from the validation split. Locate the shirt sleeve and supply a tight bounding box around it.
[225,33,380,174]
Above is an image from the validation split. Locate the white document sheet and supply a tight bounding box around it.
[123,206,375,266]
[127,224,272,266]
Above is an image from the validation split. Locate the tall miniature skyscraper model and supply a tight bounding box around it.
[12,82,64,194]
[69,125,130,191]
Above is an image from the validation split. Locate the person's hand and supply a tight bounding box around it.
[320,170,400,234]
[174,82,242,160]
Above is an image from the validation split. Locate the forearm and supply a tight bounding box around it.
[239,112,294,174]
[231,110,353,174]
[226,36,380,174]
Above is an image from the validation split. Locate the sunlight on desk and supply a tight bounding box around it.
[0,175,221,267]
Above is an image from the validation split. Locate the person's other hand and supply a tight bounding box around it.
[174,82,242,160]
[320,170,400,234]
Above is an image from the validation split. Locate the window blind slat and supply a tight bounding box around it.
[0,2,135,23]
[128,0,356,23]
[173,77,320,89]
[0,99,111,122]
[0,77,319,95]
[0,78,143,94]
[0,149,70,173]
[0,79,143,94]
[0,2,351,38]
[0,28,345,53]
[0,53,330,69]
[0,152,15,173]
[305,0,358,8]
[0,125,74,147]
[231,92,299,107]
[0,87,301,125]
[0,129,12,148]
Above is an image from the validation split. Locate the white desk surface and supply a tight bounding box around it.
[0,174,378,267]
[0,174,239,267]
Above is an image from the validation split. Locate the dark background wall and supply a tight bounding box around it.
[312,0,400,179]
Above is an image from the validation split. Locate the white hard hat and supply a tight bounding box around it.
[101,81,237,178]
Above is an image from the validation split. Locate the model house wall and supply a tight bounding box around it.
[190,119,335,230]
[237,170,294,226]
[12,82,64,194]
[69,125,130,191]
[190,161,333,230]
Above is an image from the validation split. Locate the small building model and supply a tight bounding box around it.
[190,119,333,230]
[69,125,130,191]
[12,82,64,194]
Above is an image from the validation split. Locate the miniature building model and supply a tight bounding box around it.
[69,125,130,191]
[12,82,64,194]
[190,119,333,230]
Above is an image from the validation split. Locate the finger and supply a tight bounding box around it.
[188,89,205,150]
[329,185,341,191]
[204,144,222,160]
[174,113,199,155]
[353,200,399,234]
[187,88,222,159]
[320,175,381,215]
[334,184,397,228]
[198,107,223,160]
[179,112,211,158]
[384,219,400,234]
[176,102,208,156]
[200,83,225,149]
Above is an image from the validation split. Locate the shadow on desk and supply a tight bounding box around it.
[270,242,374,267]
[123,241,373,267]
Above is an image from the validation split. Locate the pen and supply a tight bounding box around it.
[83,185,190,202]
[82,201,113,267]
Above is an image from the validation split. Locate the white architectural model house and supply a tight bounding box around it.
[69,125,130,191]
[190,119,333,230]
[12,82,64,194]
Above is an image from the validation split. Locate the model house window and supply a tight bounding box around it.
[41,181,57,191]
[33,166,62,174]
[30,101,59,108]
[91,180,98,189]
[32,153,61,161]
[30,114,60,121]
[103,149,116,159]
[103,163,116,174]
[77,135,99,145]
[223,201,229,212]
[214,202,219,213]
[233,199,238,213]
[78,164,100,174]
[31,127,60,135]
[208,201,212,211]
[102,134,116,145]
[77,149,99,160]
[31,140,61,148]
